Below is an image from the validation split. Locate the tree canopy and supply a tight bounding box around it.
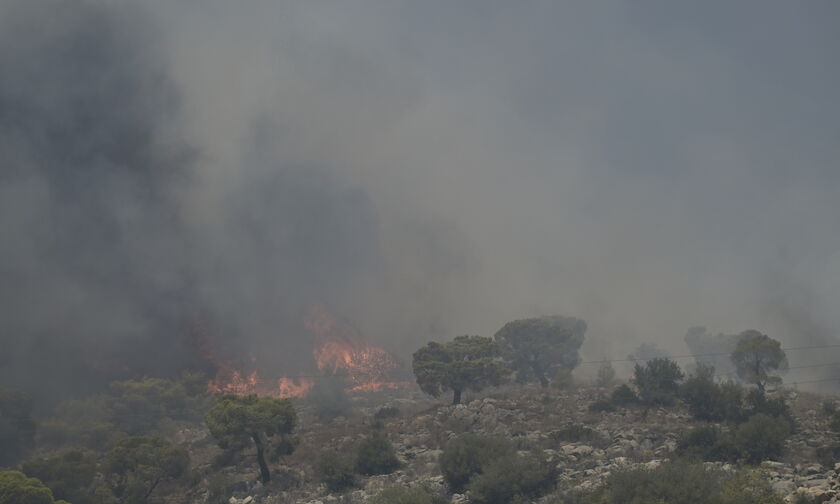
[103,436,189,504]
[0,387,37,465]
[22,451,96,504]
[493,316,586,387]
[0,471,67,504]
[205,395,297,484]
[412,335,510,404]
[731,331,787,393]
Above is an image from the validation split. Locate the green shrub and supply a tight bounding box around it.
[816,444,840,468]
[551,369,575,390]
[21,451,96,504]
[610,384,639,407]
[369,485,448,504]
[744,390,792,426]
[438,434,514,493]
[732,413,790,464]
[205,474,233,504]
[308,376,352,421]
[632,358,684,406]
[0,387,37,465]
[355,432,401,476]
[0,471,62,504]
[588,398,616,413]
[596,361,616,388]
[315,451,358,493]
[583,461,783,504]
[468,452,556,504]
[677,414,790,464]
[373,406,400,420]
[681,369,745,423]
[551,424,604,446]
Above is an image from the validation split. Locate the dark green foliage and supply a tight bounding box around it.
[0,471,63,504]
[103,436,189,504]
[0,387,37,465]
[596,361,616,388]
[38,395,125,452]
[681,366,746,423]
[494,316,586,388]
[632,358,684,406]
[373,406,400,420]
[308,375,351,421]
[315,451,358,493]
[205,395,297,484]
[412,335,510,404]
[744,389,792,426]
[733,413,790,464]
[816,444,840,468]
[551,424,604,446]
[582,461,784,504]
[22,451,96,504]
[369,485,448,504]
[551,369,575,390]
[677,414,790,464]
[609,384,639,406]
[588,398,616,413]
[467,452,556,504]
[731,331,787,393]
[355,432,401,476]
[438,434,514,492]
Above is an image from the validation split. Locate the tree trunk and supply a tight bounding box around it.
[252,432,271,484]
[452,388,462,405]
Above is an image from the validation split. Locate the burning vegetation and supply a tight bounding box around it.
[205,306,407,398]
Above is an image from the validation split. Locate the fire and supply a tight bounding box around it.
[206,305,408,398]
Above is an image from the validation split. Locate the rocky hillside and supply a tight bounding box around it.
[177,384,840,504]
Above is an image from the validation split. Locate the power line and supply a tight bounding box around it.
[580,343,840,366]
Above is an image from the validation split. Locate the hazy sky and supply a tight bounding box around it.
[2,0,838,395]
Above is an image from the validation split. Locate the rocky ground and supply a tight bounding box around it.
[177,384,840,504]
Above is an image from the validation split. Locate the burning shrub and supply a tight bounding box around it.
[467,452,556,504]
[315,450,358,493]
[354,432,402,476]
[439,434,515,493]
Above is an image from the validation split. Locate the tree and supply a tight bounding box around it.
[596,360,616,388]
[103,436,189,504]
[204,395,296,484]
[22,451,96,504]
[0,471,66,504]
[412,336,510,405]
[632,358,684,406]
[731,331,787,393]
[0,387,37,465]
[493,316,586,387]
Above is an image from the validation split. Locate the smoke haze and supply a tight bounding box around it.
[2,0,839,400]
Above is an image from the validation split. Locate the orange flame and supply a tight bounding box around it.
[206,305,407,398]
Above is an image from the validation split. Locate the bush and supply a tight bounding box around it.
[21,451,96,504]
[373,406,400,420]
[677,414,790,464]
[369,485,448,504]
[816,444,840,468]
[588,398,616,413]
[551,424,604,446]
[681,369,745,423]
[439,434,514,493]
[468,452,556,504]
[632,358,684,406]
[610,384,639,406]
[733,413,790,464]
[582,461,783,504]
[551,369,575,390]
[315,451,358,493]
[596,361,616,388]
[355,433,401,476]
[0,471,64,504]
[308,376,351,421]
[744,390,792,426]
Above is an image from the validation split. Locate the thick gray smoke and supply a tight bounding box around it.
[2,0,839,400]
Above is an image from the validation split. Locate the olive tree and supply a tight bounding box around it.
[493,316,586,387]
[731,331,787,393]
[205,395,296,484]
[412,335,510,405]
